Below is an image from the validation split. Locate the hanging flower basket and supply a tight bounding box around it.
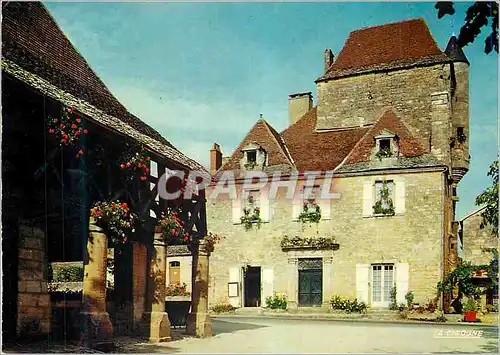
[298,202,321,224]
[90,201,136,246]
[46,106,88,158]
[157,209,189,244]
[119,145,151,181]
[240,207,262,231]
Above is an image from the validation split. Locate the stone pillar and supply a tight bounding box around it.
[132,242,148,331]
[186,239,212,338]
[144,230,171,343]
[322,257,333,310]
[286,257,298,310]
[80,218,113,348]
[17,224,51,338]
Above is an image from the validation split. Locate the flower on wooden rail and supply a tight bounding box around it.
[119,145,151,181]
[298,201,321,224]
[46,106,88,158]
[165,282,191,297]
[158,209,188,243]
[90,201,136,246]
[240,206,262,231]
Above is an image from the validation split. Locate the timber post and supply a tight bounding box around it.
[144,228,172,343]
[80,217,113,349]
[186,238,213,338]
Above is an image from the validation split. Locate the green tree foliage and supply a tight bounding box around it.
[475,160,498,235]
[435,2,499,54]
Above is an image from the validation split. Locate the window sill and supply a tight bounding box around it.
[364,213,403,219]
[233,221,268,225]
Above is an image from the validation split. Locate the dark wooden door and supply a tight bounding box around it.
[244,267,261,307]
[298,269,322,306]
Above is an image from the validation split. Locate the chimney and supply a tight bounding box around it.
[288,92,313,126]
[210,143,222,174]
[324,48,334,73]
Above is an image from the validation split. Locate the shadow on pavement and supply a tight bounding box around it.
[479,327,499,353]
[212,319,269,336]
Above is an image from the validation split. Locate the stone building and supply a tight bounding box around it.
[459,207,497,266]
[458,207,498,308]
[206,18,470,310]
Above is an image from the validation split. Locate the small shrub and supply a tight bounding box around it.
[486,304,498,313]
[405,291,414,308]
[52,265,84,282]
[330,295,367,314]
[389,286,398,310]
[436,312,447,323]
[265,293,287,310]
[462,298,479,312]
[211,304,236,314]
[398,303,407,311]
[426,299,436,313]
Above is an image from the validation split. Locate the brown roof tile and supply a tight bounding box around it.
[317,18,449,81]
[342,108,427,165]
[218,118,294,174]
[281,108,368,172]
[1,2,173,148]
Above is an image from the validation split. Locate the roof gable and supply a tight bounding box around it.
[219,119,294,173]
[342,108,427,165]
[317,18,449,81]
[281,108,368,172]
[2,2,173,147]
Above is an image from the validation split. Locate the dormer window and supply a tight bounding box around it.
[247,151,256,163]
[374,130,398,161]
[241,143,266,170]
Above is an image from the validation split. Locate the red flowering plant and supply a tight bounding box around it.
[46,106,88,158]
[119,145,151,181]
[157,208,189,244]
[90,201,136,246]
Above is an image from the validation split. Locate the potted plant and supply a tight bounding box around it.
[462,298,479,322]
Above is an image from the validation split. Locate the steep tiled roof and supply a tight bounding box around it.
[2,2,206,172]
[317,18,450,81]
[216,119,295,177]
[342,108,427,166]
[281,108,369,172]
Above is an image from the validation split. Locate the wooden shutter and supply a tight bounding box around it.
[260,193,270,222]
[262,268,274,301]
[320,198,331,220]
[394,180,406,214]
[356,264,370,303]
[362,181,373,217]
[396,263,409,305]
[292,198,301,220]
[232,198,242,224]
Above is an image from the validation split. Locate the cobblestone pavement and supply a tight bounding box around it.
[149,317,499,354]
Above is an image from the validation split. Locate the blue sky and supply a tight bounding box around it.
[45,1,498,219]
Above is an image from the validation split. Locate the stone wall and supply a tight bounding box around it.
[461,209,497,266]
[17,224,51,338]
[316,64,452,159]
[207,170,446,308]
